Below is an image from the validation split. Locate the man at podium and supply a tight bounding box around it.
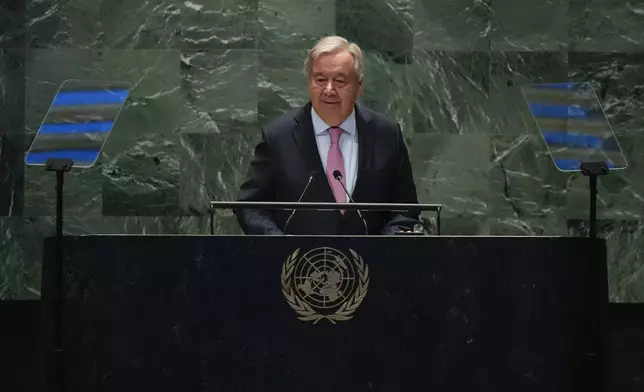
[235,36,419,235]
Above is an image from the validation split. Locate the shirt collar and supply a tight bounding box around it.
[311,106,357,136]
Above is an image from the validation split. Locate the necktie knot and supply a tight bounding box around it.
[329,127,343,145]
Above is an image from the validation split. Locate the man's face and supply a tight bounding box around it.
[308,49,362,126]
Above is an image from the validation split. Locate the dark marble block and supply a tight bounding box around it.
[99,49,184,216]
[412,0,492,51]
[569,52,644,137]
[0,134,24,217]
[411,134,492,217]
[358,51,409,121]
[258,49,308,127]
[26,0,102,49]
[101,0,258,49]
[0,48,25,136]
[0,0,25,48]
[489,134,567,219]
[412,0,491,51]
[489,51,568,136]
[409,51,491,134]
[568,220,644,303]
[491,0,568,50]
[0,217,50,299]
[180,49,258,131]
[179,0,258,49]
[0,48,25,217]
[101,0,182,49]
[569,0,644,52]
[258,0,335,48]
[336,0,413,61]
[46,235,607,391]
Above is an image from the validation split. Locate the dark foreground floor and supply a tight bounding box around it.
[1,300,642,392]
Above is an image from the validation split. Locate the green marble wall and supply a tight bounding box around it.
[1,0,643,301]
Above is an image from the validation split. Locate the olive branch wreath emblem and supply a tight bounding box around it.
[281,248,370,324]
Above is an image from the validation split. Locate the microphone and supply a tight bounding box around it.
[332,170,368,235]
[283,171,317,234]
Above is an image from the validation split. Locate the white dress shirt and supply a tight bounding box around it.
[311,107,358,201]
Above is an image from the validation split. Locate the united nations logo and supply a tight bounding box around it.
[281,247,369,324]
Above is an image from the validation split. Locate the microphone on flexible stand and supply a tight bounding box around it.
[283,171,317,235]
[332,170,368,235]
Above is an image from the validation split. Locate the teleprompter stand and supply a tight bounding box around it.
[520,81,625,240]
[23,79,132,392]
[580,161,609,239]
[45,157,74,392]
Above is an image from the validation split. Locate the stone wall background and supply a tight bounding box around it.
[1,0,643,301]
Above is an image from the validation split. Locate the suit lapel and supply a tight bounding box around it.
[291,102,335,202]
[352,104,373,202]
[291,102,324,174]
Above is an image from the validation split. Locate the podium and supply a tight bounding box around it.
[41,234,608,392]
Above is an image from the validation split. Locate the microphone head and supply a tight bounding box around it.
[332,170,342,180]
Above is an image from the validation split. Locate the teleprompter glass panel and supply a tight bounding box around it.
[521,82,627,172]
[25,79,131,168]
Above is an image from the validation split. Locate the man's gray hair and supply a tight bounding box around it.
[304,36,365,83]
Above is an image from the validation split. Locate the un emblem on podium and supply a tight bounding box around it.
[281,247,370,324]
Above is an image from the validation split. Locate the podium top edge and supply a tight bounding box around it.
[208,201,442,212]
[51,234,600,240]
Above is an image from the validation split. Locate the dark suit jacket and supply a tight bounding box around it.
[234,102,419,235]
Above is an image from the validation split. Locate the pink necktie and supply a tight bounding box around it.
[326,127,346,207]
